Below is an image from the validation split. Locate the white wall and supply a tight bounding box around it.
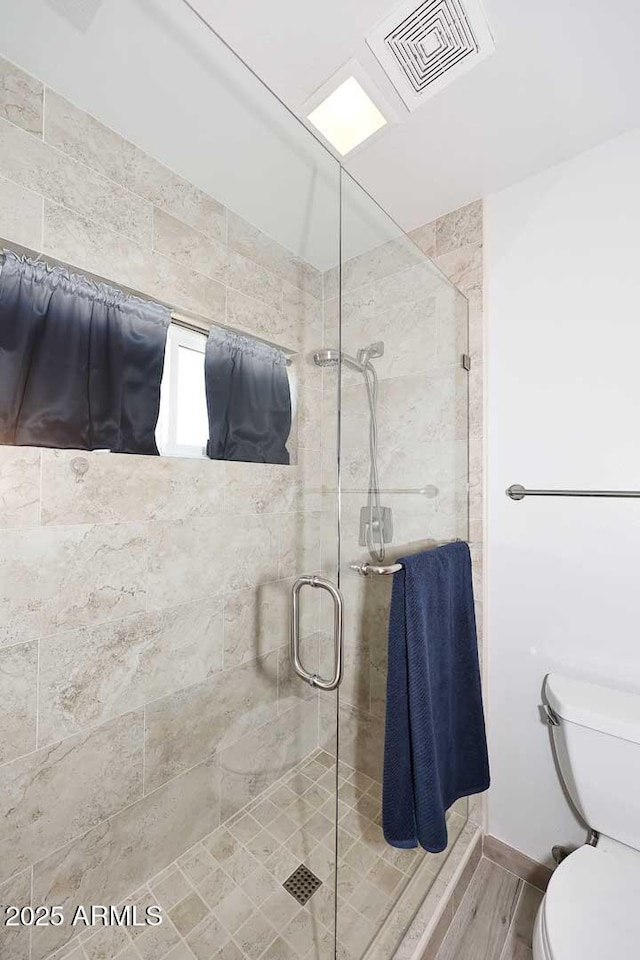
[485,128,640,864]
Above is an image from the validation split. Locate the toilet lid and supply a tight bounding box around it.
[544,844,640,960]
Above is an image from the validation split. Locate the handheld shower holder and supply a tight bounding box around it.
[357,341,384,365]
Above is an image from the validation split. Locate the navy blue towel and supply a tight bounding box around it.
[382,541,490,852]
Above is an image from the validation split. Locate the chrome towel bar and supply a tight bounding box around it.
[350,561,403,576]
[350,539,463,576]
[507,484,640,500]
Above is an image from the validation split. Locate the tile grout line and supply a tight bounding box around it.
[3,71,228,246]
[19,89,322,300]
[28,864,34,960]
[3,160,318,327]
[481,851,543,889]
[1,620,325,770]
[34,638,40,751]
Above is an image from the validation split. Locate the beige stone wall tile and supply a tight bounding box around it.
[323,265,339,302]
[339,281,376,328]
[374,260,443,314]
[277,635,318,714]
[277,511,322,580]
[295,385,322,452]
[144,653,278,792]
[475,600,484,652]
[223,575,319,669]
[226,288,294,352]
[0,522,147,647]
[153,207,228,283]
[0,709,144,882]
[43,201,226,323]
[469,517,483,543]
[146,513,284,609]
[0,116,152,247]
[469,357,483,441]
[228,211,322,299]
[281,282,324,359]
[146,518,227,609]
[339,575,390,681]
[218,700,318,820]
[435,199,483,256]
[343,294,439,382]
[436,288,470,368]
[0,640,37,765]
[336,639,372,715]
[320,698,383,782]
[470,543,483,597]
[41,449,224,525]
[0,56,42,136]
[0,174,42,249]
[226,247,284,313]
[341,372,467,495]
[44,90,226,243]
[408,221,436,259]
[224,458,320,516]
[38,599,224,744]
[341,236,424,295]
[0,446,40,528]
[0,868,31,960]
[468,300,483,359]
[435,241,483,307]
[31,758,219,960]
[469,438,483,521]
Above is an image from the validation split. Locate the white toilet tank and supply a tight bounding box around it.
[544,673,640,852]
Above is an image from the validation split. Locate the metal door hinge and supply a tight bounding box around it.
[462,354,471,371]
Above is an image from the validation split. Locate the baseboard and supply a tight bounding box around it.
[483,834,553,891]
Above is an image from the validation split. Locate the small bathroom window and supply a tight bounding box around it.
[156,323,209,459]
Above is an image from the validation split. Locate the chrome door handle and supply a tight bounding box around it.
[290,575,343,691]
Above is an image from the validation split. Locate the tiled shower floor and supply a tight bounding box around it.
[66,749,464,960]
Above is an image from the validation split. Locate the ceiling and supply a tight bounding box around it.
[1,0,639,268]
[193,0,640,230]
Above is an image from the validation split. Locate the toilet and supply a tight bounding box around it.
[533,673,640,959]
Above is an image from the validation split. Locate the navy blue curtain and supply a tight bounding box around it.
[205,327,291,464]
[0,251,170,454]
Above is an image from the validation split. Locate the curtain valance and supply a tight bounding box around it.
[0,251,170,455]
[205,326,291,464]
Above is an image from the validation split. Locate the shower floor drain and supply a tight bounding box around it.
[283,864,322,905]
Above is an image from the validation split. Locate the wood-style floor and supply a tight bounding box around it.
[432,858,543,960]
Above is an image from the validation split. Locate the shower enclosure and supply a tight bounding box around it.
[0,2,471,960]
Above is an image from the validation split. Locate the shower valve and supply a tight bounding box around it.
[359,505,393,548]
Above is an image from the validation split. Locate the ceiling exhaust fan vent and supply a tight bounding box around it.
[367,0,495,110]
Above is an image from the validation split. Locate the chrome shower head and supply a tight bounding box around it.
[313,343,383,373]
[313,347,369,373]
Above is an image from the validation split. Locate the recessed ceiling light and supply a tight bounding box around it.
[307,76,387,156]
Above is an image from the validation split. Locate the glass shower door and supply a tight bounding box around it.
[333,171,471,960]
